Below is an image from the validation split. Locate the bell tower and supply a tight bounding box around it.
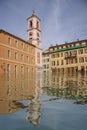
[27,11,41,48]
[27,11,42,70]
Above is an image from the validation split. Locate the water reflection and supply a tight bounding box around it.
[0,71,42,126]
[42,71,87,104]
[26,96,41,125]
[26,71,42,125]
[1,70,87,128]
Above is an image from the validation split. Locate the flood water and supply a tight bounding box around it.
[0,72,87,130]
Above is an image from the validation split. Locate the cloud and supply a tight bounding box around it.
[42,0,87,50]
[0,0,87,50]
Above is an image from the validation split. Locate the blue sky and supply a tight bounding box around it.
[0,0,87,50]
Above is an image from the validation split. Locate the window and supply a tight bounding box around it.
[37,38,39,41]
[57,60,59,65]
[43,65,46,69]
[26,56,29,63]
[37,52,40,64]
[26,45,29,52]
[79,42,82,45]
[79,57,84,62]
[79,49,83,54]
[29,38,32,40]
[14,52,17,59]
[21,43,24,49]
[29,32,33,36]
[26,68,29,79]
[30,21,33,28]
[61,60,63,65]
[65,52,68,58]
[14,65,17,78]
[85,57,87,62]
[7,85,10,96]
[85,48,87,53]
[37,33,39,37]
[51,54,55,58]
[75,58,78,63]
[31,48,34,54]
[73,51,77,56]
[32,57,35,64]
[71,59,73,64]
[47,65,49,69]
[37,21,39,29]
[66,59,68,64]
[7,50,11,58]
[7,64,10,81]
[47,59,49,62]
[43,59,45,63]
[21,54,24,61]
[61,53,63,57]
[52,61,55,66]
[57,53,59,57]
[8,37,11,44]
[21,66,24,78]
[15,40,18,47]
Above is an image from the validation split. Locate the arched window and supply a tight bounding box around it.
[37,21,39,29]
[30,21,33,28]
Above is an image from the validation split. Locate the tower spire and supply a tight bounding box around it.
[32,10,35,16]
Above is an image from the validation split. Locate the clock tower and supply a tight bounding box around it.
[27,11,42,70]
[27,11,41,48]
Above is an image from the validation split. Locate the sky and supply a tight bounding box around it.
[0,0,87,50]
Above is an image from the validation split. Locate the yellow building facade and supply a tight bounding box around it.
[49,40,87,73]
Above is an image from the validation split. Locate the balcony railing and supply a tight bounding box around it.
[65,53,77,59]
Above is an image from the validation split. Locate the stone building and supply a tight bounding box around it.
[0,29,36,81]
[42,39,87,74]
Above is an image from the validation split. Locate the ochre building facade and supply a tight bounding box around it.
[0,30,36,82]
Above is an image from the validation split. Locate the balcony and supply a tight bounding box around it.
[65,53,77,59]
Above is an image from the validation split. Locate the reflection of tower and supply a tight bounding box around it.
[26,97,41,125]
[35,71,42,99]
[27,11,42,70]
[26,70,42,126]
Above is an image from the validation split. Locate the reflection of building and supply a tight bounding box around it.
[0,76,36,100]
[0,100,26,114]
[43,40,87,73]
[42,50,50,72]
[0,29,36,81]
[42,72,87,98]
[35,71,42,98]
[26,98,41,126]
[42,71,50,89]
[27,11,42,70]
[0,72,36,114]
[42,50,50,89]
[26,70,42,126]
